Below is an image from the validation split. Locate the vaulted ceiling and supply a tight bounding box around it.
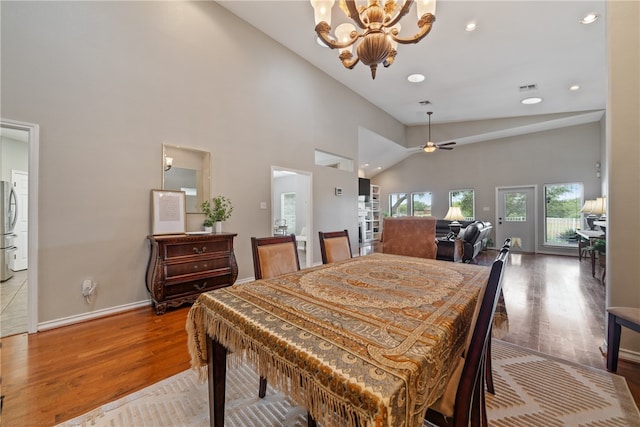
[218,1,606,177]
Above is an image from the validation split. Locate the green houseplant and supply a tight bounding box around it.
[201,196,233,232]
[593,238,606,267]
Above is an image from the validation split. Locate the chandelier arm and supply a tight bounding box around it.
[389,14,435,45]
[339,51,360,70]
[344,0,367,29]
[315,22,360,49]
[385,0,415,28]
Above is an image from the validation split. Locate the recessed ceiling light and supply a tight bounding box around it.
[407,73,425,83]
[521,97,542,105]
[579,13,599,24]
[569,84,581,91]
[465,22,477,32]
[376,166,382,170]
[361,163,370,168]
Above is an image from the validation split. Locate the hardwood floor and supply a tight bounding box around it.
[1,251,638,426]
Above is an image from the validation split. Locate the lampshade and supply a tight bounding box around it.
[591,197,606,216]
[311,0,334,25]
[444,206,464,222]
[416,0,437,17]
[580,199,595,213]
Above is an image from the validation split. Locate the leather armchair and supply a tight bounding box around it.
[459,221,493,262]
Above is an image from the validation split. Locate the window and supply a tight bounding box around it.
[544,183,582,246]
[389,193,408,217]
[504,192,527,222]
[449,189,475,220]
[281,192,296,234]
[411,192,432,217]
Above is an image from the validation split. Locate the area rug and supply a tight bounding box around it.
[57,340,640,427]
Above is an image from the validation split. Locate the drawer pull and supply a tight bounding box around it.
[194,282,207,291]
[192,263,209,270]
[193,246,207,254]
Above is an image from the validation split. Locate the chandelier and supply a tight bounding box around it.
[310,0,436,79]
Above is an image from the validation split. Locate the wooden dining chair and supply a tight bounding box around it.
[251,234,301,281]
[250,234,301,399]
[485,238,511,395]
[318,230,353,264]
[424,242,510,427]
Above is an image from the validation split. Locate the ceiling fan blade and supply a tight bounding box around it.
[439,146,455,150]
[438,142,457,147]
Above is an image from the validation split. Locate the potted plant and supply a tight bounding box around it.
[593,238,606,267]
[201,196,233,233]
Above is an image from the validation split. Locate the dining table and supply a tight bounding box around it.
[186,253,507,427]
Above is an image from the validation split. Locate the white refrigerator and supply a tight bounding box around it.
[1,181,18,282]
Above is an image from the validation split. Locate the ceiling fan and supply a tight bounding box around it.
[422,112,456,153]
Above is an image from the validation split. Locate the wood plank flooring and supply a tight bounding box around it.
[1,251,638,426]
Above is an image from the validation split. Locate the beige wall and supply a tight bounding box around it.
[373,122,603,255]
[607,0,640,353]
[1,1,404,323]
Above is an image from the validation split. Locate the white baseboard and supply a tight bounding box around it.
[37,299,152,332]
[619,347,640,365]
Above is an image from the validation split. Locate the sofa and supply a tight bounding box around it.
[458,221,493,262]
[436,219,493,263]
[435,219,476,239]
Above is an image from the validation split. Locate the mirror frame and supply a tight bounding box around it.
[162,144,211,214]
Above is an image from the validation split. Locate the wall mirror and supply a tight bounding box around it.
[162,144,211,213]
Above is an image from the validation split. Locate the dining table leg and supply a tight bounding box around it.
[208,336,227,427]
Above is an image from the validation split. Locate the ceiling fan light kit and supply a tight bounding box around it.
[422,111,456,153]
[310,0,436,79]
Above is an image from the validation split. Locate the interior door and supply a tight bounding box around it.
[10,170,28,271]
[271,167,312,269]
[496,186,536,253]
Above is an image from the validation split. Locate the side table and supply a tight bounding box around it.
[436,238,462,262]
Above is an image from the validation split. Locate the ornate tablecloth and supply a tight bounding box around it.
[187,253,493,427]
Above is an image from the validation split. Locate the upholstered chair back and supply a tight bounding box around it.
[382,217,437,259]
[319,230,352,264]
[251,234,300,280]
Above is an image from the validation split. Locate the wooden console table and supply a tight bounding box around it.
[146,233,238,314]
[576,229,605,283]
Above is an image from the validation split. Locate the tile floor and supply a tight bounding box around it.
[1,269,28,338]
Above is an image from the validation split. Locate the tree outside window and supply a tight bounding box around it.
[449,190,475,220]
[389,193,408,217]
[505,192,527,221]
[411,192,432,217]
[544,183,582,245]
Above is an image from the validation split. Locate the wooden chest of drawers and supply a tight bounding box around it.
[146,233,238,314]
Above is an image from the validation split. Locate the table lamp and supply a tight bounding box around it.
[444,206,465,237]
[591,197,606,220]
[581,199,596,230]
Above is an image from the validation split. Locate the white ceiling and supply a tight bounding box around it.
[219,1,607,177]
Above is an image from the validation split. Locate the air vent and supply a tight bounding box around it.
[418,100,432,105]
[519,84,538,92]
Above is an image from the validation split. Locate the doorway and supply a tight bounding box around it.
[271,167,312,268]
[0,119,39,335]
[496,185,537,253]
